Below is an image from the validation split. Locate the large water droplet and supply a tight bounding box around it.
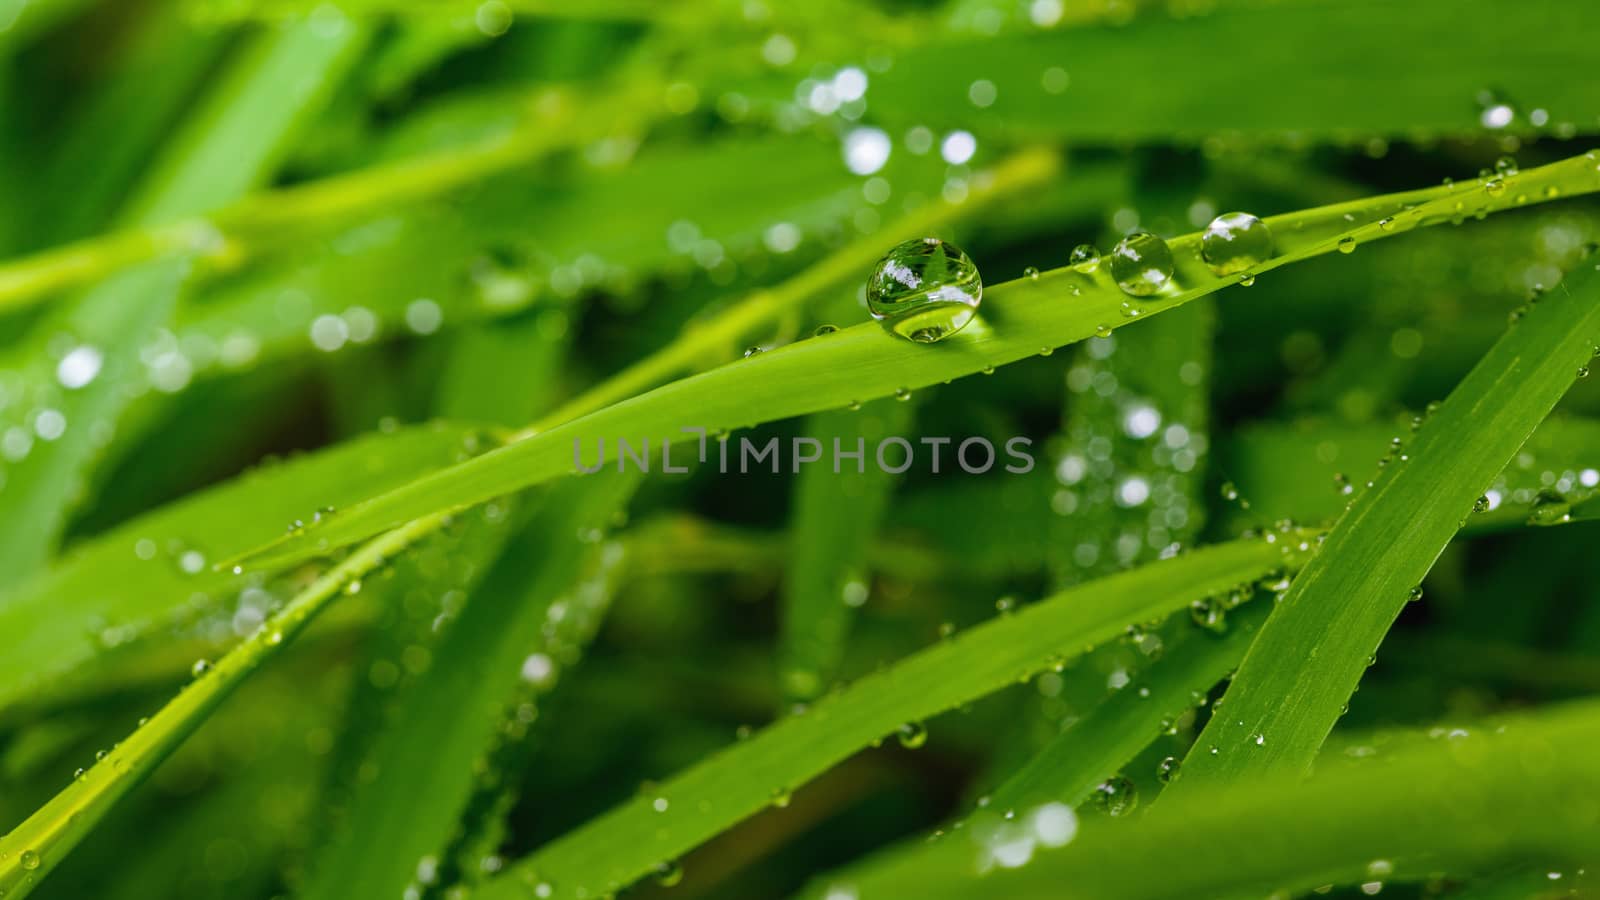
[1108,231,1174,297]
[866,239,982,343]
[1200,212,1273,276]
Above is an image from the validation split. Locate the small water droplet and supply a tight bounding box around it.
[1156,756,1180,783]
[1484,177,1506,197]
[653,860,684,887]
[190,659,211,678]
[1068,243,1100,271]
[813,324,839,337]
[19,850,40,870]
[1093,776,1138,817]
[896,721,928,749]
[1023,266,1040,280]
[894,387,912,402]
[743,346,764,358]
[1337,236,1357,254]
[867,238,982,343]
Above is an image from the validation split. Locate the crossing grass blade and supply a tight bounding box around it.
[466,537,1298,900]
[1166,253,1600,793]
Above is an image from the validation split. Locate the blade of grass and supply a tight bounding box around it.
[799,698,1600,899]
[0,423,486,715]
[811,600,1274,899]
[778,396,917,702]
[466,537,1299,900]
[233,151,1600,571]
[0,508,442,898]
[1165,249,1600,793]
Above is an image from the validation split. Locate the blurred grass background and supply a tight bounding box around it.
[1,0,1599,897]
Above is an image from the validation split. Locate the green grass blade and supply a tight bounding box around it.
[467,537,1295,900]
[866,0,1598,140]
[1167,253,1600,793]
[299,472,639,900]
[233,152,1600,571]
[0,423,484,715]
[778,397,916,702]
[0,509,442,898]
[802,699,1600,899]
[812,601,1272,899]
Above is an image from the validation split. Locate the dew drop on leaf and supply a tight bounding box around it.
[1093,776,1138,817]
[1157,756,1180,783]
[897,721,928,749]
[1068,243,1100,271]
[653,860,684,887]
[1200,212,1273,276]
[1108,231,1174,297]
[866,238,982,343]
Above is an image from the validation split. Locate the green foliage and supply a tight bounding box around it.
[3,3,1599,900]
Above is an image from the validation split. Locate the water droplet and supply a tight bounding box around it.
[1189,597,1227,634]
[1377,216,1396,232]
[1408,585,1424,603]
[770,787,793,808]
[1023,266,1040,280]
[1092,776,1138,817]
[1069,244,1100,271]
[1220,481,1239,501]
[1337,236,1357,254]
[1484,177,1506,197]
[743,346,764,358]
[1200,212,1273,276]
[653,860,684,887]
[1494,155,1519,176]
[1156,756,1180,783]
[1108,231,1174,297]
[190,659,211,678]
[896,721,928,748]
[894,387,912,402]
[866,238,983,343]
[19,850,40,870]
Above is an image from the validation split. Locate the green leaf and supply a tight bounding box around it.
[231,151,1600,571]
[469,537,1295,900]
[1166,249,1600,792]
